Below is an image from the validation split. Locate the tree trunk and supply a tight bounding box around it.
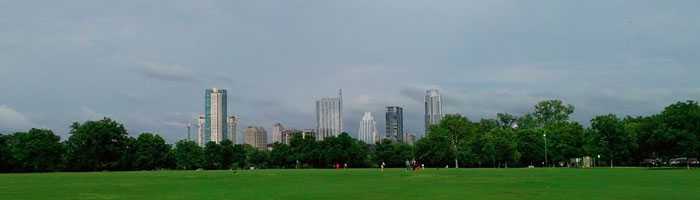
[610,159,614,168]
[454,159,459,169]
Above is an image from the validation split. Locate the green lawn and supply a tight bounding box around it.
[0,168,696,200]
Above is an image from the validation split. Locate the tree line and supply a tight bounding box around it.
[1,99,699,172]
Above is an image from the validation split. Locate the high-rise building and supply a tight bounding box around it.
[385,106,404,142]
[281,128,315,145]
[358,112,379,144]
[315,89,343,140]
[271,123,285,144]
[425,89,444,132]
[205,88,228,144]
[227,116,239,144]
[404,133,417,145]
[244,126,267,150]
[196,115,205,146]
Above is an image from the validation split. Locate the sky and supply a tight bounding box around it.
[1,0,699,143]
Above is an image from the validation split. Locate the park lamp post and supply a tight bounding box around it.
[543,133,548,168]
[597,155,601,168]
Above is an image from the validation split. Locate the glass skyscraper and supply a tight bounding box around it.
[315,89,343,140]
[358,112,378,144]
[425,89,444,133]
[205,88,228,144]
[385,106,404,142]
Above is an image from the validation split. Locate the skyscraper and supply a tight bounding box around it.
[405,133,417,145]
[271,123,285,144]
[385,106,404,142]
[227,116,239,144]
[425,89,444,132]
[315,89,343,140]
[196,115,205,146]
[245,126,268,150]
[358,112,378,144]
[205,88,228,144]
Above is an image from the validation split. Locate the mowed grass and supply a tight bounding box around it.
[0,168,697,200]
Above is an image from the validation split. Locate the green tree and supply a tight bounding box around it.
[496,113,518,128]
[516,128,544,166]
[173,140,203,170]
[289,134,320,168]
[482,128,520,168]
[246,146,269,169]
[373,139,413,167]
[549,122,586,164]
[204,141,223,169]
[220,140,235,169]
[7,129,64,171]
[320,132,369,167]
[270,142,292,168]
[65,118,130,171]
[635,101,700,164]
[589,114,636,168]
[0,134,12,170]
[415,134,453,167]
[533,100,575,127]
[133,133,171,170]
[659,101,700,162]
[428,114,474,168]
[231,144,248,169]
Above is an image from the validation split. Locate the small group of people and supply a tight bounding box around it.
[335,163,348,169]
[406,159,424,171]
[379,160,424,172]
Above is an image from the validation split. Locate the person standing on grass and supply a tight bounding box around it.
[381,162,385,172]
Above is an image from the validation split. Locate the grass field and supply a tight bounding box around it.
[0,168,697,200]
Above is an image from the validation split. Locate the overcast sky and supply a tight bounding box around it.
[1,0,699,142]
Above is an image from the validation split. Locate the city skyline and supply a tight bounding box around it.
[2,1,700,144]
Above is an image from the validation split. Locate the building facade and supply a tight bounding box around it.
[385,106,404,142]
[404,133,417,145]
[315,90,343,140]
[205,88,228,144]
[425,89,444,133]
[244,126,267,150]
[227,116,239,144]
[271,123,285,144]
[196,115,205,146]
[281,129,315,145]
[358,112,379,144]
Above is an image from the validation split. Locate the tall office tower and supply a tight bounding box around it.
[197,115,205,146]
[425,89,444,133]
[205,88,228,144]
[358,112,378,144]
[244,126,268,150]
[405,133,417,145]
[227,116,239,144]
[271,123,285,144]
[280,129,294,145]
[315,89,343,140]
[385,106,405,142]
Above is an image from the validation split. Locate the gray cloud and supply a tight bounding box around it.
[2,0,700,141]
[0,105,34,132]
[140,63,197,82]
